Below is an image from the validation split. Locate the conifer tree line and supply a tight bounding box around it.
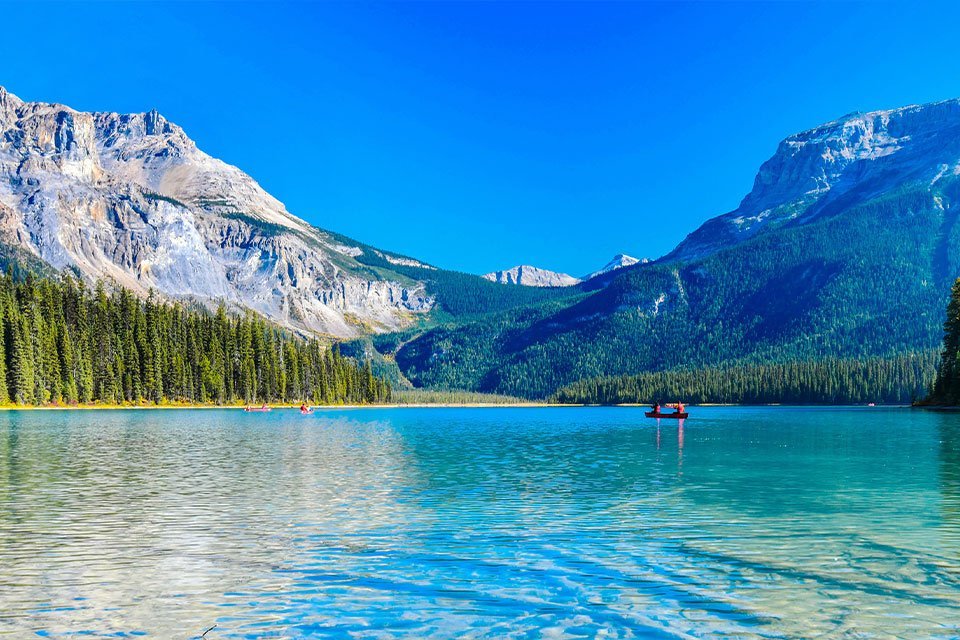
[0,273,390,405]
[553,352,937,405]
[926,278,960,404]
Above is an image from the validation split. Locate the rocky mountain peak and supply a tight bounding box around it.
[0,86,19,107]
[668,98,960,261]
[0,87,433,337]
[483,265,581,287]
[582,254,646,280]
[143,109,173,136]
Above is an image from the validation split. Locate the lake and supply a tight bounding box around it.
[0,406,958,638]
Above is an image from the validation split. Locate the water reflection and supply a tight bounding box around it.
[0,407,957,638]
[678,417,684,474]
[937,414,960,565]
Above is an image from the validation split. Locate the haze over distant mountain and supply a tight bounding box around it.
[0,86,432,337]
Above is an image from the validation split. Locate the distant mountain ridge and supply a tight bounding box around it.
[482,265,580,287]
[483,254,644,287]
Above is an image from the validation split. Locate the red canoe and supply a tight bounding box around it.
[645,411,688,419]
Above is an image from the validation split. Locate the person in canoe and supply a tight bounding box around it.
[646,402,687,419]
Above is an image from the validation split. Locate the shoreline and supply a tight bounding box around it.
[0,402,560,411]
[0,402,909,411]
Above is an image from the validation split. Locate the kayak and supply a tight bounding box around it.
[244,407,272,412]
[300,409,314,415]
[645,411,688,419]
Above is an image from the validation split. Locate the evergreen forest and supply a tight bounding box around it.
[0,274,390,406]
[923,278,960,405]
[553,353,937,405]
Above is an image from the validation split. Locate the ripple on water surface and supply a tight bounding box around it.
[0,406,959,638]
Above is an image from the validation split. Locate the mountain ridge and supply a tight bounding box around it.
[482,265,580,287]
[582,254,645,280]
[667,98,960,262]
[0,86,433,337]
[482,254,645,288]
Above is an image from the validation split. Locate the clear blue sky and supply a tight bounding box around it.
[2,1,959,276]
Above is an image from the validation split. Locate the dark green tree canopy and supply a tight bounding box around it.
[0,274,390,406]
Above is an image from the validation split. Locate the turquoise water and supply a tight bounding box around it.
[0,407,959,638]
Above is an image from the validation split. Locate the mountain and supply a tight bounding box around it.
[0,86,432,337]
[482,255,646,288]
[668,100,960,262]
[4,85,957,399]
[377,98,960,398]
[582,253,645,280]
[482,265,580,287]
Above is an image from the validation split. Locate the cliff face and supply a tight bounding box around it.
[669,99,960,261]
[0,87,432,337]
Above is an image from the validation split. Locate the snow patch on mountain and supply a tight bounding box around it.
[582,254,646,280]
[374,250,436,270]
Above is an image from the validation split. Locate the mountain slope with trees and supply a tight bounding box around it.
[364,101,960,399]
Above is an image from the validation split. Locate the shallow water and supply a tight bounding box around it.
[0,406,958,638]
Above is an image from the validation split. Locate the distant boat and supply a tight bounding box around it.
[244,406,272,413]
[300,407,314,415]
[645,411,688,419]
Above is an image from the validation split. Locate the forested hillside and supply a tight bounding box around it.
[340,99,960,401]
[0,274,390,406]
[374,176,954,398]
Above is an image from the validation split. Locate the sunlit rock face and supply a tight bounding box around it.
[668,99,960,261]
[483,265,581,287]
[0,87,432,337]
